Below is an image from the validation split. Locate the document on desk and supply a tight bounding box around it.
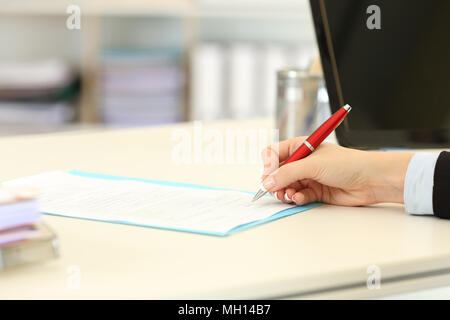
[3,171,321,236]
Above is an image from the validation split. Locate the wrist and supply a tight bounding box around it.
[370,152,414,204]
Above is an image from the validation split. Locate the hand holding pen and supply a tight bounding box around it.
[254,104,414,207]
[253,104,352,202]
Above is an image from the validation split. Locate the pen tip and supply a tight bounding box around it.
[252,189,266,202]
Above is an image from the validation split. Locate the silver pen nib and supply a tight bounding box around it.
[252,189,268,202]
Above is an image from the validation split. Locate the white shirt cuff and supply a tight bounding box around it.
[404,153,439,215]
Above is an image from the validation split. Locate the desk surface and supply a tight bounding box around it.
[1,118,450,299]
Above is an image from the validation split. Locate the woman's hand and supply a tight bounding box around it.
[261,137,414,207]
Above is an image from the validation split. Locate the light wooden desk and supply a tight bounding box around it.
[1,118,450,299]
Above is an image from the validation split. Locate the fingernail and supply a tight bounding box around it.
[262,176,275,190]
[263,168,272,175]
[263,166,277,176]
[270,168,279,176]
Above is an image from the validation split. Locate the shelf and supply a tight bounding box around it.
[0,0,310,20]
[0,0,194,16]
[0,0,315,125]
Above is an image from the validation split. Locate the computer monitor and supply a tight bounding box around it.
[310,0,450,149]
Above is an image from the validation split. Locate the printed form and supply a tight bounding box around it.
[3,171,319,236]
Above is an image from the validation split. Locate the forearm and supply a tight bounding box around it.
[369,152,414,204]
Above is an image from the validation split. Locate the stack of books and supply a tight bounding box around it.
[0,188,58,271]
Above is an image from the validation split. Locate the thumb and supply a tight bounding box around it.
[261,158,318,192]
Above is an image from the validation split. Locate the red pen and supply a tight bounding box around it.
[252,104,352,202]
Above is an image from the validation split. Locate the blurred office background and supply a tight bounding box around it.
[0,0,317,136]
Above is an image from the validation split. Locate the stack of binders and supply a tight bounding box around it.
[100,50,185,126]
[0,59,79,127]
[0,189,58,271]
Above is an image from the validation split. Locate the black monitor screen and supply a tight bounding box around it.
[321,0,450,131]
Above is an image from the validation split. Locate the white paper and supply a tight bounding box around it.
[3,171,294,234]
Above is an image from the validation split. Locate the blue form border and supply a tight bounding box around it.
[39,170,322,237]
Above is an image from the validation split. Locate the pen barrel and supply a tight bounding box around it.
[282,105,350,165]
[283,143,312,165]
[306,106,349,148]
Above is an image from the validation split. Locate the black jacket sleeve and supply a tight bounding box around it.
[433,151,450,219]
